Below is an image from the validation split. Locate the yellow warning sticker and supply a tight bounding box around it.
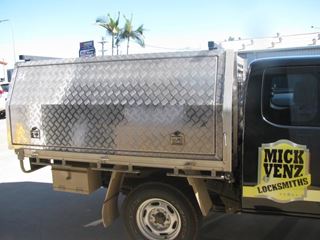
[247,140,311,203]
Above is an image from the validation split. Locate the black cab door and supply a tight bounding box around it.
[242,57,320,216]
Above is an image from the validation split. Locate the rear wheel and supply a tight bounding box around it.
[122,182,199,240]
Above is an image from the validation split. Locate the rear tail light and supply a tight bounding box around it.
[0,89,4,95]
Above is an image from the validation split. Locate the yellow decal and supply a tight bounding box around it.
[246,140,311,203]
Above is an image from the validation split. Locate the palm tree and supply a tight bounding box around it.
[115,35,121,55]
[118,15,145,54]
[96,12,120,56]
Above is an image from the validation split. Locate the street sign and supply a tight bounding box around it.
[79,49,96,57]
[79,41,96,58]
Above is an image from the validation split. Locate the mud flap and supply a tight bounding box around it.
[187,177,213,216]
[101,169,125,227]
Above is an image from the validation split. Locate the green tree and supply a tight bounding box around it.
[96,12,120,56]
[118,15,145,54]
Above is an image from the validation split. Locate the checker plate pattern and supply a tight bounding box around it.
[9,51,225,160]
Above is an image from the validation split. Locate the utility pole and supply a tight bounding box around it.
[0,19,16,63]
[98,37,108,56]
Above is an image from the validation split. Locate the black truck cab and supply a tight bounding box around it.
[242,56,320,216]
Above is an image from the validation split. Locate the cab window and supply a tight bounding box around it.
[262,66,320,127]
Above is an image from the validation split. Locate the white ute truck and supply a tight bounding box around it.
[6,49,320,240]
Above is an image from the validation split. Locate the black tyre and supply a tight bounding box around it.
[122,182,199,240]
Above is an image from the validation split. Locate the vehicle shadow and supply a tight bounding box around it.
[0,182,127,240]
[0,182,319,240]
[200,210,320,240]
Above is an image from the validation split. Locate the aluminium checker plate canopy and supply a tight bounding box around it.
[7,50,236,172]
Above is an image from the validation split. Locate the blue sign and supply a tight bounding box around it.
[79,41,96,58]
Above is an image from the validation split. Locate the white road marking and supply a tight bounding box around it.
[83,219,103,227]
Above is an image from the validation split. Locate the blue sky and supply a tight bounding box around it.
[0,0,320,68]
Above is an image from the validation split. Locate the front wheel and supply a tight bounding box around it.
[122,182,199,240]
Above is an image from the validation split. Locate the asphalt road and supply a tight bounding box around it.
[1,118,320,240]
